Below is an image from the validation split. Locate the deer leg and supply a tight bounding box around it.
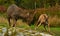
[13,19,17,27]
[37,22,42,28]
[45,21,50,32]
[44,25,46,30]
[35,21,41,30]
[8,17,11,26]
[43,24,47,31]
[48,23,50,32]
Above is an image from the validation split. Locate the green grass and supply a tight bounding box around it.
[35,26,60,36]
[26,25,60,36]
[0,23,60,36]
[50,27,60,36]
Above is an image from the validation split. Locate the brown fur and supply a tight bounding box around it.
[35,14,50,31]
[7,4,36,27]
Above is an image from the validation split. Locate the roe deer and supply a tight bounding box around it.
[7,4,36,27]
[35,14,50,31]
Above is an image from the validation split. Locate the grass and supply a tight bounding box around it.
[50,27,60,36]
[0,18,59,36]
[17,25,60,36]
[16,24,60,36]
[0,16,59,36]
[0,23,60,36]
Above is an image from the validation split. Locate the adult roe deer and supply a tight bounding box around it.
[7,4,36,27]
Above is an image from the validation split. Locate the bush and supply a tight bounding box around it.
[49,16,60,27]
